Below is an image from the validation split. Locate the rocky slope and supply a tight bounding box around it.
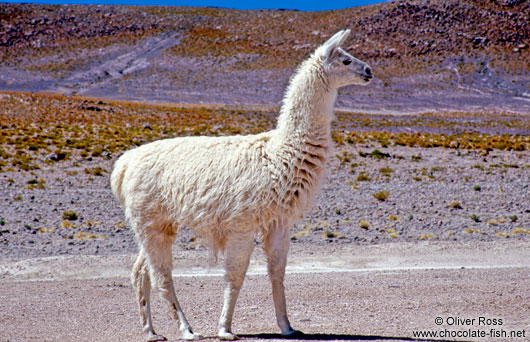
[1,0,530,112]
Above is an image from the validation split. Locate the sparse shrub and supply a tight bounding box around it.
[91,146,104,157]
[290,227,311,240]
[26,178,45,189]
[470,214,480,222]
[84,167,105,176]
[465,228,481,234]
[370,149,390,159]
[430,166,446,172]
[419,233,434,240]
[379,167,394,174]
[357,172,371,182]
[38,227,55,233]
[473,185,481,191]
[487,218,506,226]
[61,221,74,228]
[512,227,529,234]
[450,201,463,209]
[73,231,105,240]
[495,232,510,238]
[114,221,126,229]
[336,151,353,166]
[386,229,398,238]
[412,176,422,182]
[323,230,338,238]
[411,155,422,161]
[373,190,390,201]
[62,210,78,221]
[359,220,370,229]
[509,215,518,222]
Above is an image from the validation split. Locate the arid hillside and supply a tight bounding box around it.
[1,0,530,112]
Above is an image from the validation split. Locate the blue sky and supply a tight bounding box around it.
[2,0,387,11]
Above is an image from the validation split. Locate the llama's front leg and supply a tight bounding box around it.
[145,232,202,341]
[264,227,302,337]
[218,232,255,340]
[132,250,167,341]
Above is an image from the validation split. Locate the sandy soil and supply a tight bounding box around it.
[1,242,528,342]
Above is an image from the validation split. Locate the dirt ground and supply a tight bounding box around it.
[1,241,528,342]
[1,4,529,339]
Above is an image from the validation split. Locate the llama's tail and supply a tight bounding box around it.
[110,154,128,206]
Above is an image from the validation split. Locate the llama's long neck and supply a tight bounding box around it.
[266,56,337,214]
[274,57,337,152]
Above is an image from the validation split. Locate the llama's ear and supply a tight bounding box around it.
[319,29,350,61]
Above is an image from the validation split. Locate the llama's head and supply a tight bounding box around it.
[315,29,373,88]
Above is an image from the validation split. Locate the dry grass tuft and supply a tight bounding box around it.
[373,190,390,201]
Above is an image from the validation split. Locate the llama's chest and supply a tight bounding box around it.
[266,146,328,213]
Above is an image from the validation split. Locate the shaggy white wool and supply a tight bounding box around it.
[110,29,373,340]
[111,48,338,256]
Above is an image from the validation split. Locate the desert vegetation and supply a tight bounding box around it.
[2,92,529,175]
[0,91,529,258]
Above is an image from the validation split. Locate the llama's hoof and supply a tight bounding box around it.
[218,328,239,340]
[281,329,304,338]
[182,330,203,340]
[146,334,168,342]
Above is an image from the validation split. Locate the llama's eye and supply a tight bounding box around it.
[342,59,352,66]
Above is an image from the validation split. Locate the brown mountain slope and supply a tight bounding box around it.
[0,0,529,112]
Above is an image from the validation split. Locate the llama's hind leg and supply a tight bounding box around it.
[132,249,167,341]
[263,227,302,337]
[218,232,255,340]
[144,230,202,341]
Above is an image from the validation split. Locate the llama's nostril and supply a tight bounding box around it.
[365,66,373,76]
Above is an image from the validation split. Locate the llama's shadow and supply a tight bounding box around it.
[238,332,462,342]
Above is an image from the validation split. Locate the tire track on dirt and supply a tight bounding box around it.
[57,32,182,95]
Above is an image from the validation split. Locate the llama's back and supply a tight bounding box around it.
[110,133,277,229]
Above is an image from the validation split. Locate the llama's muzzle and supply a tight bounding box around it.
[363,66,373,81]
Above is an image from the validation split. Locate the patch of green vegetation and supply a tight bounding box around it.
[323,230,338,239]
[373,190,390,201]
[356,172,371,182]
[84,167,106,176]
[62,210,78,221]
[359,220,370,229]
[26,178,46,189]
[334,130,530,152]
[450,201,463,209]
[379,167,394,174]
[419,233,435,240]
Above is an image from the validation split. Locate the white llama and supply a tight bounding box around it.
[110,29,372,341]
